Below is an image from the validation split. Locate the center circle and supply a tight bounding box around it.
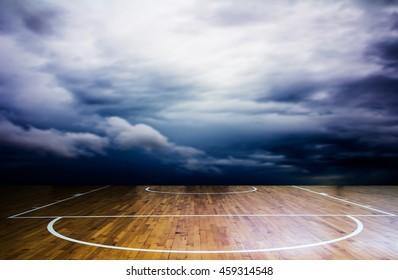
[145,186,257,194]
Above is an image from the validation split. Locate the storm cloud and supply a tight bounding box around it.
[1,0,398,184]
[0,119,108,158]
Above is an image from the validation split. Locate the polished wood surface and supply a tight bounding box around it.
[0,185,397,259]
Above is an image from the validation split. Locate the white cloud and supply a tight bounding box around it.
[209,156,262,167]
[0,35,75,121]
[1,0,392,129]
[310,91,330,101]
[104,116,170,150]
[251,152,285,161]
[0,119,108,158]
[81,0,383,125]
[0,116,203,161]
[172,145,204,157]
[167,99,309,114]
[104,116,203,156]
[162,99,312,128]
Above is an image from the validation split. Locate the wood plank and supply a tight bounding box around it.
[0,185,397,259]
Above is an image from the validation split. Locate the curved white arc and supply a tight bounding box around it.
[145,186,257,195]
[47,215,363,254]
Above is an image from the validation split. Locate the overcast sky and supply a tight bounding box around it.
[1,0,398,185]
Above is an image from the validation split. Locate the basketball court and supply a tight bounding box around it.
[1,185,397,260]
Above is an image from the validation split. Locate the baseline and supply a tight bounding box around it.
[7,185,111,219]
[290,185,396,216]
[10,213,391,219]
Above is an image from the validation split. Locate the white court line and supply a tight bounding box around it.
[7,185,111,219]
[290,185,396,216]
[145,186,257,194]
[47,215,364,254]
[10,213,392,219]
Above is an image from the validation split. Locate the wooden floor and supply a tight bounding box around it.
[0,185,397,260]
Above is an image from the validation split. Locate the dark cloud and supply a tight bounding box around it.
[369,39,398,71]
[258,81,322,104]
[392,13,398,30]
[324,75,398,117]
[228,132,398,185]
[0,0,61,35]
[21,7,59,35]
[355,0,398,7]
[49,64,197,121]
[1,0,398,185]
